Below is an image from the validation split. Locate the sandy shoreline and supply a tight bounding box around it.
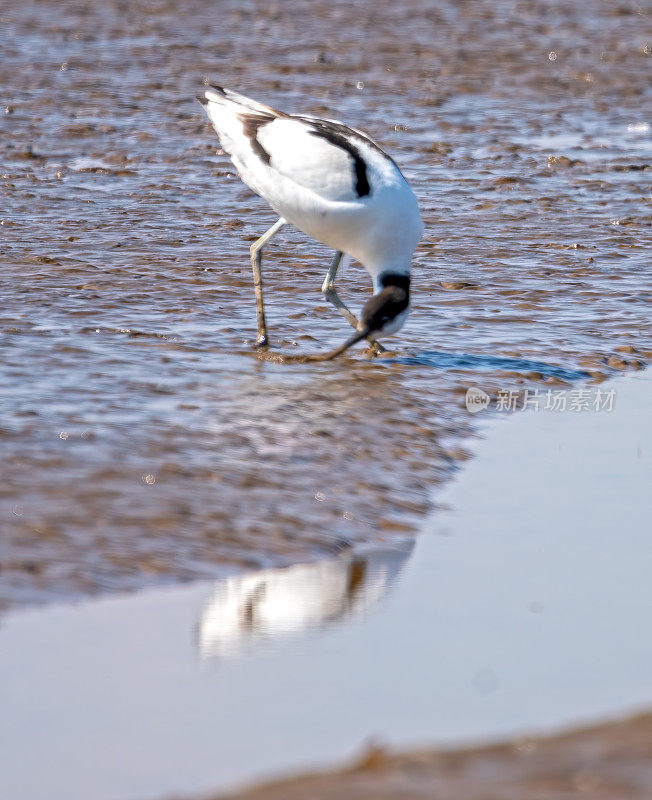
[216,711,652,800]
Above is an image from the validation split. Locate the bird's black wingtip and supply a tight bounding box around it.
[207,83,227,96]
[196,94,209,106]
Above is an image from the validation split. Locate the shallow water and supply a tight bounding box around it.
[1,0,651,607]
[1,372,650,800]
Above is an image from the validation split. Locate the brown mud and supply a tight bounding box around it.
[1,0,650,609]
[215,711,652,800]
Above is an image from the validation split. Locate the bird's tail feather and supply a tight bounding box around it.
[203,84,286,118]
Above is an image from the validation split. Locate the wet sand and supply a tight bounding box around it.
[217,711,652,800]
[2,0,651,609]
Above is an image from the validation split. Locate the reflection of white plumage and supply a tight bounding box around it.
[199,86,422,351]
[198,546,412,658]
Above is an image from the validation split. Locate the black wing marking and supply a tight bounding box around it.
[215,101,398,199]
[238,113,374,197]
[293,116,400,198]
[296,118,370,197]
[239,112,275,166]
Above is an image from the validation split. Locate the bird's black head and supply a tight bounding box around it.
[360,272,411,336]
[319,272,411,360]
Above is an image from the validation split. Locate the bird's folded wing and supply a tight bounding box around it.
[256,117,369,202]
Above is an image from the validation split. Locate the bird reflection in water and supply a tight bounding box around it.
[198,544,413,658]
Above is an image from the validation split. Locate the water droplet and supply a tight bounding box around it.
[548,51,557,61]
[473,669,499,694]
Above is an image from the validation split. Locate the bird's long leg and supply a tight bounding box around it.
[321,252,385,355]
[250,217,286,347]
[321,252,358,327]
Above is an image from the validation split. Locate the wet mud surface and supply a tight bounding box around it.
[216,712,652,800]
[1,0,650,608]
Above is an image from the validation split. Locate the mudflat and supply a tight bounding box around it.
[1,0,650,609]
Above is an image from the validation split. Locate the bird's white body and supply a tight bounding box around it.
[202,87,422,290]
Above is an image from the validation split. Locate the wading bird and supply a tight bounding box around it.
[198,86,422,357]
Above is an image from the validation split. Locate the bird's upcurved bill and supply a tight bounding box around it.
[317,328,371,360]
[257,328,372,364]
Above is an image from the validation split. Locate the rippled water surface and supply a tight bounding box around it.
[1,0,650,608]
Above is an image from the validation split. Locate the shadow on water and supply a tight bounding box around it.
[391,351,590,381]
